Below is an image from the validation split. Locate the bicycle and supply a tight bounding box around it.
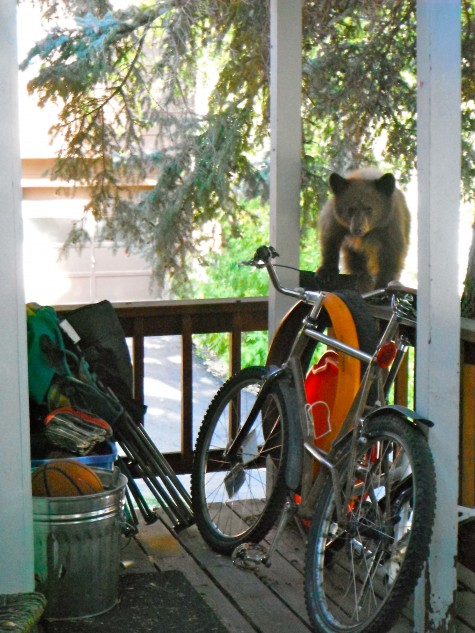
[191,245,436,633]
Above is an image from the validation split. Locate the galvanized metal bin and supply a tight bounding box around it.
[32,468,127,620]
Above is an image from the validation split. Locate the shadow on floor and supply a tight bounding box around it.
[43,571,230,633]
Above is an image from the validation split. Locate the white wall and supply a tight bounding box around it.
[0,0,35,593]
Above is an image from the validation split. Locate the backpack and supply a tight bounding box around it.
[26,303,71,405]
[26,303,122,426]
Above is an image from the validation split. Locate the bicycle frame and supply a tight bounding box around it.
[191,247,437,631]
[242,247,425,532]
[283,301,400,524]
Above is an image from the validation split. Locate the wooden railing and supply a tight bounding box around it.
[59,296,474,505]
[112,297,268,474]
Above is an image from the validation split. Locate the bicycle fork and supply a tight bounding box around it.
[232,356,314,570]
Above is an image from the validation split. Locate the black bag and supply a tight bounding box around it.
[60,300,146,421]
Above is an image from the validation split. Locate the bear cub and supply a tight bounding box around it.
[316,167,411,292]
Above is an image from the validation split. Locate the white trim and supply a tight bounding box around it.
[268,0,303,339]
[415,1,461,629]
[0,0,35,594]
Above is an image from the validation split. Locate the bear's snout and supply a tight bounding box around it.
[349,214,370,236]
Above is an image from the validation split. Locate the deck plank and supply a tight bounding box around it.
[135,519,258,633]
[176,525,313,633]
[120,531,158,575]
[129,508,471,633]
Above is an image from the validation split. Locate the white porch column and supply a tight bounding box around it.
[269,0,303,338]
[0,0,35,593]
[416,1,461,630]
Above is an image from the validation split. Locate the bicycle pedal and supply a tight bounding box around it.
[232,543,268,571]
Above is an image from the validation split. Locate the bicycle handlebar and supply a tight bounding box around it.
[240,245,316,302]
[240,245,417,317]
[239,245,280,269]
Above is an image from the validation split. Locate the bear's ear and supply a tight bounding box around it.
[375,173,396,196]
[329,173,350,195]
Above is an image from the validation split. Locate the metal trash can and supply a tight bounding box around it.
[33,468,127,620]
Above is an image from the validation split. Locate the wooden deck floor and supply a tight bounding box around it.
[122,511,430,633]
[36,504,474,633]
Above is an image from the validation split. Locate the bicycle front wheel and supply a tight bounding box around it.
[305,413,436,633]
[191,366,290,554]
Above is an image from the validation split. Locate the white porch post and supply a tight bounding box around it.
[416,1,461,630]
[269,0,303,338]
[0,0,35,593]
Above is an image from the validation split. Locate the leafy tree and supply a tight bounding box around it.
[21,0,475,301]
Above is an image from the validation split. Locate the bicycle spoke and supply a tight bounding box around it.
[191,367,290,553]
[305,415,436,633]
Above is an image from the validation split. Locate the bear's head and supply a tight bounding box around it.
[330,172,396,236]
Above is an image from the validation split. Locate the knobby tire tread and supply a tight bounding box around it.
[191,366,290,554]
[305,413,436,633]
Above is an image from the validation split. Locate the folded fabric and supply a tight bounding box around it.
[47,375,123,426]
[43,407,113,455]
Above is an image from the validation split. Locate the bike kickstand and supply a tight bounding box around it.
[262,497,298,566]
[232,497,298,571]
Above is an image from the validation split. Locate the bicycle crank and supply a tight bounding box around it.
[232,543,269,571]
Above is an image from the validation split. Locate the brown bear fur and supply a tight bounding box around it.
[316,167,411,292]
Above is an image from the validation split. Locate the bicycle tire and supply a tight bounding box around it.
[191,366,291,554]
[305,413,436,633]
[267,290,379,372]
[269,290,379,401]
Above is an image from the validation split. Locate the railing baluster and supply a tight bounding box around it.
[133,318,145,419]
[394,352,409,407]
[230,315,242,377]
[181,315,193,460]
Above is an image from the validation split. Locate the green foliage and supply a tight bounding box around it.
[186,200,269,299]
[21,0,475,294]
[194,328,269,376]
[184,195,324,369]
[184,195,325,368]
[462,223,475,318]
[185,198,270,369]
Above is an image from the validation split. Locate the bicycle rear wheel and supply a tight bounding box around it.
[305,413,436,633]
[191,366,290,554]
[268,290,379,373]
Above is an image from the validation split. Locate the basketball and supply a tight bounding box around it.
[32,460,104,497]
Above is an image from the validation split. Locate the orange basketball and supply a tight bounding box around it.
[32,460,104,497]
